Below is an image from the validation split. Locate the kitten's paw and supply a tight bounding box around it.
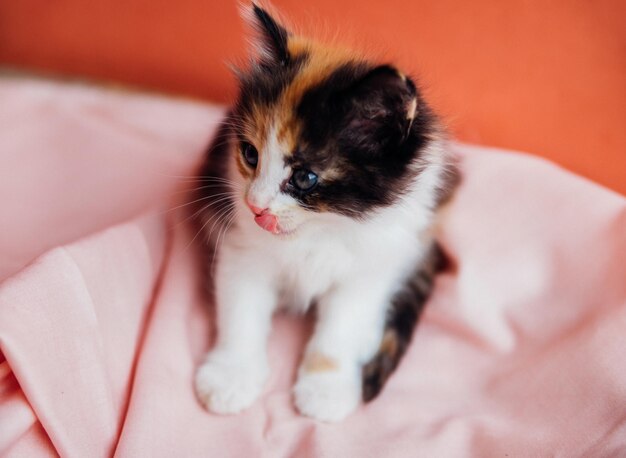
[294,370,361,422]
[195,353,268,414]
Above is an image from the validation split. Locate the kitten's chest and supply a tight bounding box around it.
[276,235,352,311]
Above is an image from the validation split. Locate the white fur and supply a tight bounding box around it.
[195,126,448,421]
[246,126,292,211]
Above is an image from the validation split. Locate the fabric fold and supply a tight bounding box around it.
[1,77,624,456]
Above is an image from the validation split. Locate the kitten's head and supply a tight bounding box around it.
[230,3,436,236]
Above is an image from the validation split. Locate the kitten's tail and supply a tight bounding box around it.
[361,243,446,402]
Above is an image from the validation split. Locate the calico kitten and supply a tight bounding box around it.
[193,3,458,422]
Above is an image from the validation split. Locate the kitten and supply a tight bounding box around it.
[193,3,458,422]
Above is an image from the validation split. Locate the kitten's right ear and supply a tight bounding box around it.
[241,2,291,68]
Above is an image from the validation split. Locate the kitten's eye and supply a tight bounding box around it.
[241,141,258,167]
[291,169,318,192]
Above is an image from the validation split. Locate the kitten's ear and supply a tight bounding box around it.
[241,2,291,67]
[341,65,418,153]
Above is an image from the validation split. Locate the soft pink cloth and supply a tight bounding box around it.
[0,78,624,457]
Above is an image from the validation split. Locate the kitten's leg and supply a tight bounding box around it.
[294,277,391,422]
[195,248,276,414]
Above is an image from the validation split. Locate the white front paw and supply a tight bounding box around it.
[294,370,361,422]
[195,352,268,414]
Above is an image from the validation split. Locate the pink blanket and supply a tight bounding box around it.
[1,77,625,457]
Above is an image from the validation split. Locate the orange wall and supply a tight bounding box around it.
[1,1,624,195]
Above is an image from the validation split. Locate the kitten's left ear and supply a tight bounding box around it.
[340,65,419,153]
[242,2,292,67]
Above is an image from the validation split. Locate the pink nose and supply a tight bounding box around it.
[254,213,279,233]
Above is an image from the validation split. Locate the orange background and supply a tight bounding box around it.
[1,1,624,195]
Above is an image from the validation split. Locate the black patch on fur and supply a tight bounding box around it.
[233,5,308,120]
[362,242,446,402]
[289,63,437,218]
[252,4,291,67]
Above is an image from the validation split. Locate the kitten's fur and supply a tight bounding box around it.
[193,3,458,422]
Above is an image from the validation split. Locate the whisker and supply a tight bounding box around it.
[205,204,236,245]
[170,184,241,196]
[194,175,237,182]
[210,210,238,275]
[166,195,237,235]
[181,201,235,254]
[205,139,234,151]
[193,179,242,189]
[154,173,239,185]
[197,204,236,260]
[163,193,231,214]
[174,176,241,187]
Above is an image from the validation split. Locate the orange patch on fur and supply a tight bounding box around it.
[284,39,360,108]
[380,331,399,357]
[303,352,339,373]
[236,153,252,178]
[241,105,270,178]
[276,116,300,154]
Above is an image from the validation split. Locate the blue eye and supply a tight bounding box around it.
[241,142,258,167]
[291,169,318,192]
